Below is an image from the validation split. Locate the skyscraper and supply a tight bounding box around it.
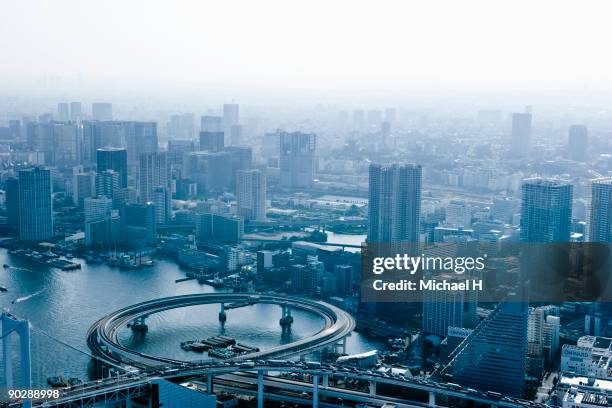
[520,178,573,242]
[51,122,80,166]
[125,122,158,167]
[166,113,194,138]
[511,112,532,158]
[97,147,128,188]
[589,178,612,242]
[138,152,169,203]
[568,125,588,161]
[184,151,232,194]
[92,103,113,121]
[18,167,53,241]
[422,282,478,337]
[152,186,171,225]
[279,131,316,189]
[442,299,528,397]
[95,170,120,201]
[368,163,422,243]
[5,177,19,227]
[70,102,82,121]
[123,203,156,247]
[73,172,96,207]
[223,103,239,128]
[57,103,69,122]
[200,115,224,151]
[236,169,266,221]
[84,196,113,246]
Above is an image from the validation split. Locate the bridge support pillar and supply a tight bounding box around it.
[279,303,293,327]
[312,374,319,408]
[1,313,32,408]
[207,374,213,394]
[126,398,133,408]
[369,380,376,397]
[131,316,148,333]
[322,373,329,389]
[335,336,347,354]
[429,391,436,407]
[257,370,264,408]
[219,303,227,322]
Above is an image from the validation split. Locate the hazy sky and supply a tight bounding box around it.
[2,0,612,93]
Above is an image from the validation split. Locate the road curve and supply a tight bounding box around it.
[87,293,355,369]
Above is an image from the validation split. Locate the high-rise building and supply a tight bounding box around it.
[5,177,19,227]
[138,152,169,203]
[200,115,225,152]
[28,122,55,164]
[527,306,560,372]
[84,196,113,246]
[422,282,478,338]
[279,131,316,189]
[92,103,113,121]
[73,172,96,207]
[195,213,243,243]
[568,125,588,161]
[95,170,120,201]
[125,122,158,167]
[183,151,232,194]
[51,122,80,166]
[442,299,528,397]
[291,258,324,294]
[18,167,53,241]
[70,102,82,122]
[491,196,521,223]
[520,178,573,242]
[97,147,128,188]
[335,264,353,296]
[123,203,156,247]
[589,178,612,242]
[225,146,252,190]
[201,115,224,132]
[223,103,239,128]
[236,169,266,221]
[368,163,422,243]
[152,186,171,225]
[511,112,532,157]
[445,200,472,228]
[199,131,225,152]
[228,124,242,146]
[167,139,195,168]
[166,113,194,138]
[57,103,69,122]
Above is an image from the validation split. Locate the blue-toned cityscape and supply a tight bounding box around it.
[1,2,612,408]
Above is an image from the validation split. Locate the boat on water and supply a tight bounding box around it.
[141,258,154,267]
[0,286,7,292]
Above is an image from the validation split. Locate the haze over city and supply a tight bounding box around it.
[1,1,612,408]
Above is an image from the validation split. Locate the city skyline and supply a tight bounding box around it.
[1,2,612,407]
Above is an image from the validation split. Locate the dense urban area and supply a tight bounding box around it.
[0,95,610,408]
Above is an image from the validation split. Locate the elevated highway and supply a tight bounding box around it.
[87,293,355,369]
[27,360,546,408]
